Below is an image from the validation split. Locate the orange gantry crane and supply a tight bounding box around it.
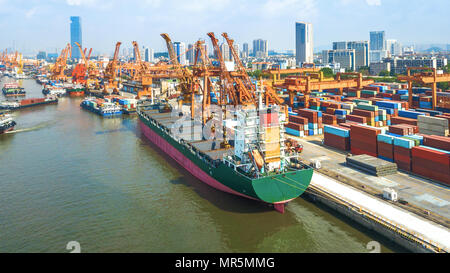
[103,42,122,93]
[397,67,450,109]
[160,33,194,98]
[207,32,256,106]
[275,72,374,107]
[72,42,92,84]
[50,43,71,81]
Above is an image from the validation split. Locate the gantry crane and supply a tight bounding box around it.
[72,42,91,84]
[275,72,374,107]
[397,67,450,110]
[103,42,122,94]
[50,43,71,81]
[160,33,194,99]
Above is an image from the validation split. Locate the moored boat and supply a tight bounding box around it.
[137,102,313,213]
[2,82,26,97]
[80,97,122,116]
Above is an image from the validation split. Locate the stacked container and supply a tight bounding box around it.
[377,134,395,162]
[350,124,383,157]
[418,115,449,136]
[393,137,416,171]
[323,125,350,151]
[412,146,450,185]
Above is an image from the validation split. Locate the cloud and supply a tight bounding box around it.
[144,0,161,8]
[66,0,97,6]
[262,0,318,20]
[366,0,381,5]
[25,7,37,19]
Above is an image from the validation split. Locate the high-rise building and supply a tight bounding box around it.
[370,50,388,64]
[37,51,46,60]
[386,39,402,56]
[220,42,231,61]
[253,39,268,58]
[70,16,82,59]
[242,43,249,59]
[295,21,313,66]
[322,49,355,71]
[233,43,239,60]
[144,47,154,63]
[370,31,385,51]
[334,41,370,69]
[172,42,186,65]
[187,44,194,65]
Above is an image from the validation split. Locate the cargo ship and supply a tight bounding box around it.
[80,97,122,116]
[2,83,26,97]
[112,97,137,115]
[66,84,85,97]
[137,102,313,213]
[42,84,66,97]
[0,97,58,110]
[0,113,16,134]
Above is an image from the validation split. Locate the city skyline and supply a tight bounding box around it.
[0,0,449,55]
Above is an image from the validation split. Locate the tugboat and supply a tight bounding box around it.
[0,113,16,134]
[42,83,66,97]
[2,82,26,97]
[66,83,85,97]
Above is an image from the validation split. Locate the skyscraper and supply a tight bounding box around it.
[242,43,249,59]
[386,39,402,56]
[220,42,231,61]
[370,31,385,51]
[187,43,194,65]
[144,47,154,63]
[172,42,186,65]
[70,16,82,60]
[295,22,313,66]
[253,39,268,58]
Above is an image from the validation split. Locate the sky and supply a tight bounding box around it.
[0,0,449,56]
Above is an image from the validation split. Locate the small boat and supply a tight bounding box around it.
[0,113,16,134]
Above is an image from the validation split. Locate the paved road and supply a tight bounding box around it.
[292,135,450,220]
[311,172,450,252]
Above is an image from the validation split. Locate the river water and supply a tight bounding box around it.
[0,78,406,253]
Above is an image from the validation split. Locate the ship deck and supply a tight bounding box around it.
[141,108,234,160]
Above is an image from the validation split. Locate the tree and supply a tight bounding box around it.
[438,82,449,91]
[320,67,334,78]
[248,70,262,79]
[358,66,370,76]
[379,70,390,77]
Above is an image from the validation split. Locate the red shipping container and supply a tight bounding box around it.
[289,115,308,124]
[346,114,367,124]
[412,146,450,166]
[390,117,417,126]
[423,135,450,151]
[286,122,304,131]
[377,141,394,160]
[394,145,412,171]
[324,132,350,151]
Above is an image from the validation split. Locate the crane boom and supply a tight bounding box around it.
[161,33,179,66]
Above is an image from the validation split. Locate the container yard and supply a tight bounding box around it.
[0,11,449,255]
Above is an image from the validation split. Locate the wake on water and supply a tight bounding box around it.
[4,120,55,134]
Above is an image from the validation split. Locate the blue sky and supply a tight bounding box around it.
[0,0,449,55]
